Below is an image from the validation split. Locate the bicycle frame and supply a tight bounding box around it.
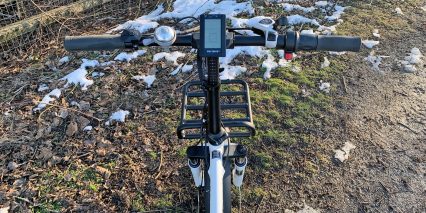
[202,56,229,213]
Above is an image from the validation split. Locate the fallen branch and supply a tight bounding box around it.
[40,103,103,122]
[155,150,163,179]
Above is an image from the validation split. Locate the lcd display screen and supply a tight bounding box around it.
[204,19,222,49]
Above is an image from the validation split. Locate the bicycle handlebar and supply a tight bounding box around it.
[64,31,361,52]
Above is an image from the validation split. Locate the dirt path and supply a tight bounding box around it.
[319,24,426,213]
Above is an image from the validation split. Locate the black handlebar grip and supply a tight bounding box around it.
[316,35,361,52]
[64,35,125,51]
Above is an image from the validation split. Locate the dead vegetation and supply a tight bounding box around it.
[1,0,425,212]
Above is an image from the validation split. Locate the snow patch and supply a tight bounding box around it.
[364,52,388,72]
[321,57,330,68]
[92,72,105,78]
[58,56,70,65]
[362,40,380,49]
[319,81,330,93]
[110,5,163,33]
[60,59,99,90]
[154,0,254,20]
[395,7,404,15]
[286,15,320,26]
[132,75,156,88]
[105,110,130,125]
[153,51,186,65]
[83,126,93,131]
[33,88,61,111]
[220,65,247,80]
[38,84,49,92]
[334,142,356,162]
[372,29,380,38]
[262,54,278,79]
[114,50,146,62]
[182,64,193,73]
[400,48,423,73]
[282,3,315,13]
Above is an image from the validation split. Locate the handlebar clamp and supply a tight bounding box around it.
[121,29,142,50]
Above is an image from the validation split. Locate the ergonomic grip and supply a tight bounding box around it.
[316,35,361,52]
[288,33,361,52]
[64,35,125,51]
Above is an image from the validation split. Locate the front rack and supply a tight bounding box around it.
[177,79,255,139]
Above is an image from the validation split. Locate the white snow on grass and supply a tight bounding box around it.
[105,110,130,125]
[220,46,268,80]
[154,0,254,20]
[92,72,105,78]
[422,5,426,12]
[220,65,247,80]
[182,64,193,73]
[282,3,315,13]
[314,1,328,7]
[33,88,61,111]
[114,50,146,62]
[321,57,330,68]
[153,51,186,65]
[83,126,93,131]
[372,29,380,38]
[58,56,70,65]
[362,40,380,49]
[132,75,156,88]
[319,81,331,93]
[171,64,183,75]
[38,84,49,92]
[100,61,115,66]
[110,5,163,33]
[395,7,404,15]
[60,59,99,90]
[401,48,423,73]
[364,52,389,72]
[325,5,346,21]
[262,54,278,79]
[287,15,320,26]
[334,142,356,162]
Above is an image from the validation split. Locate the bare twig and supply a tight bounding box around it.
[155,150,163,179]
[29,0,72,32]
[39,103,103,122]
[255,195,265,213]
[342,76,348,93]
[397,122,419,134]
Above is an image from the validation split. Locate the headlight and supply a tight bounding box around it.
[154,26,176,47]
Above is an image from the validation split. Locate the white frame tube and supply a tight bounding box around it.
[208,142,225,213]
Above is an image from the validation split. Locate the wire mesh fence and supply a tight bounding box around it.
[0,0,160,65]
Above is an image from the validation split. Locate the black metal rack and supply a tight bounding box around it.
[177,79,255,139]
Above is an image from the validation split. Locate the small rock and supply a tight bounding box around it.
[66,121,78,136]
[79,101,91,111]
[77,116,90,130]
[58,109,69,119]
[7,162,19,171]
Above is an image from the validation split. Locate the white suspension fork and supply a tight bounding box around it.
[208,142,225,213]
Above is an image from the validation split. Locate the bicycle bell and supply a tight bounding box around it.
[154,26,176,47]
